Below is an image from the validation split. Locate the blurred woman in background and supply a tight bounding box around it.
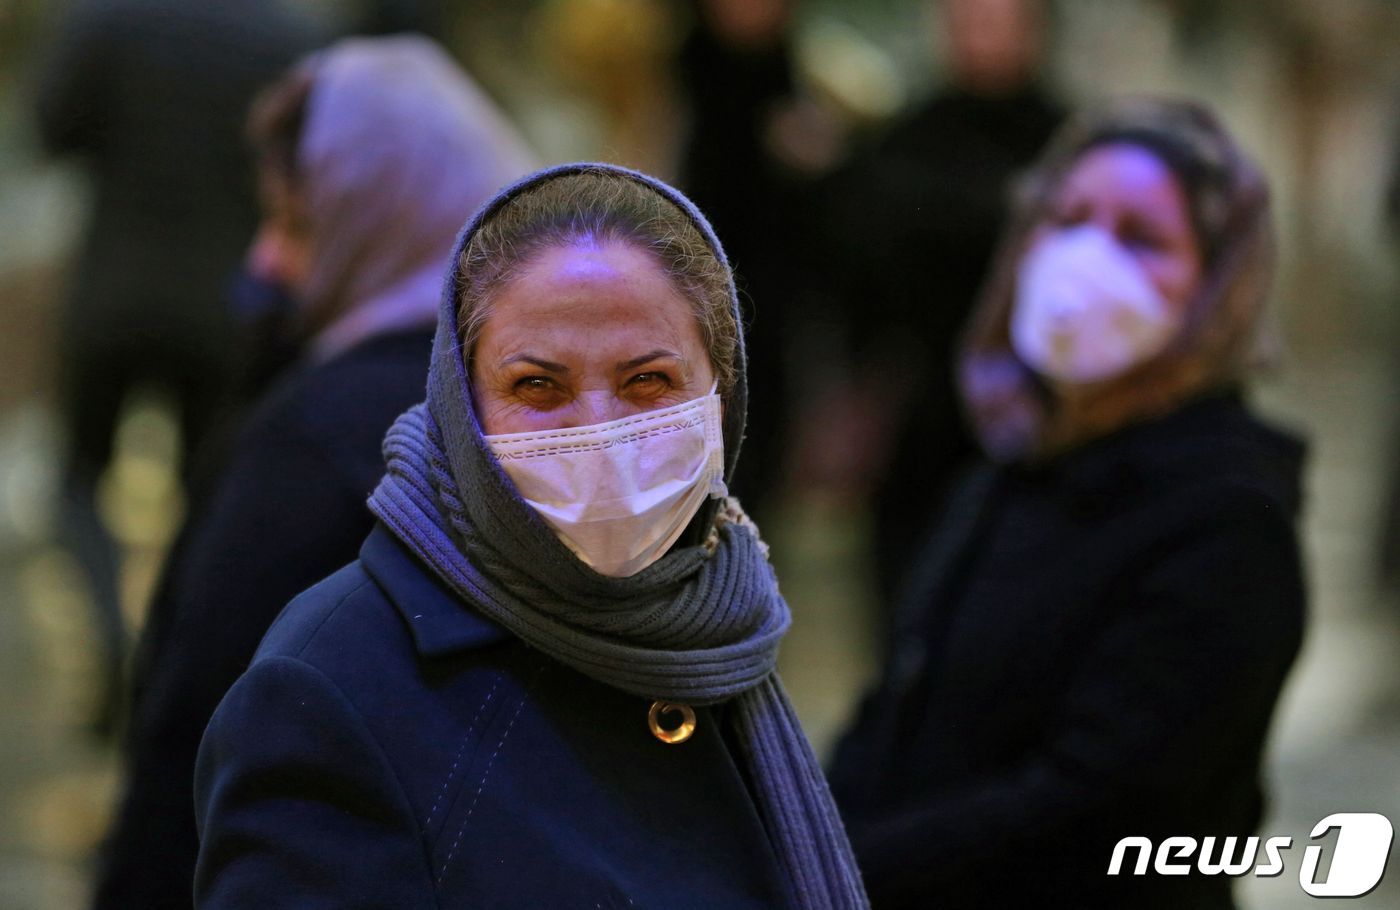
[95,36,536,910]
[194,164,868,909]
[829,97,1305,909]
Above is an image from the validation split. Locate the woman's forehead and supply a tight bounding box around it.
[1057,142,1189,209]
[477,242,703,354]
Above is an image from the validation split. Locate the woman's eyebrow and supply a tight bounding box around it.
[1129,209,1179,239]
[501,354,570,373]
[615,350,680,372]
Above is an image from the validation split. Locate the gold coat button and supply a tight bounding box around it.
[647,700,696,744]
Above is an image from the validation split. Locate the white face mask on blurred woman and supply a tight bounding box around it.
[1011,224,1181,385]
[485,388,727,577]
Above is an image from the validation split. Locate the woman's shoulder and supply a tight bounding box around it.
[233,331,434,488]
[253,559,394,666]
[1157,394,1306,524]
[1066,390,1308,524]
[253,525,515,682]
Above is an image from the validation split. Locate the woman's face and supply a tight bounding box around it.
[247,173,314,296]
[1029,142,1204,316]
[472,241,716,435]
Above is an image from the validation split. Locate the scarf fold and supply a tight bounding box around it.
[367,162,868,908]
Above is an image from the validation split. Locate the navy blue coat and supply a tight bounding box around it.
[194,525,796,909]
[829,391,1306,908]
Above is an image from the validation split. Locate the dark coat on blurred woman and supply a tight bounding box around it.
[831,391,1303,908]
[94,37,535,910]
[829,99,1306,909]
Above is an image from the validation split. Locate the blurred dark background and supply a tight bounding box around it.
[0,0,1398,906]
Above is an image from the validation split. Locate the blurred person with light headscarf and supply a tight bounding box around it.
[829,97,1305,909]
[93,35,536,910]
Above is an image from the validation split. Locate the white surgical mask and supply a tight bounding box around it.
[1011,224,1180,385]
[484,388,727,577]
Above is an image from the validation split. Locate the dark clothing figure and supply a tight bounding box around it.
[94,330,433,910]
[829,392,1306,908]
[677,22,819,515]
[834,87,1062,593]
[36,0,320,473]
[35,0,321,732]
[194,525,797,909]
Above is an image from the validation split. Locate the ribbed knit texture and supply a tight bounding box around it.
[368,162,867,909]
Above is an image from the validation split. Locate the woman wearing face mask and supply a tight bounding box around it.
[828,98,1305,908]
[193,163,868,909]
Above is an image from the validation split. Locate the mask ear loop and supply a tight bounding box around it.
[703,383,729,498]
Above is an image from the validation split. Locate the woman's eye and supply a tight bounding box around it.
[1047,202,1085,227]
[512,376,563,404]
[1122,227,1165,252]
[627,372,671,392]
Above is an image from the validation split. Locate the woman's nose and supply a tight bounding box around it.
[246,227,284,284]
[569,389,627,427]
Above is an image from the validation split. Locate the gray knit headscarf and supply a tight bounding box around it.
[368,162,868,909]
